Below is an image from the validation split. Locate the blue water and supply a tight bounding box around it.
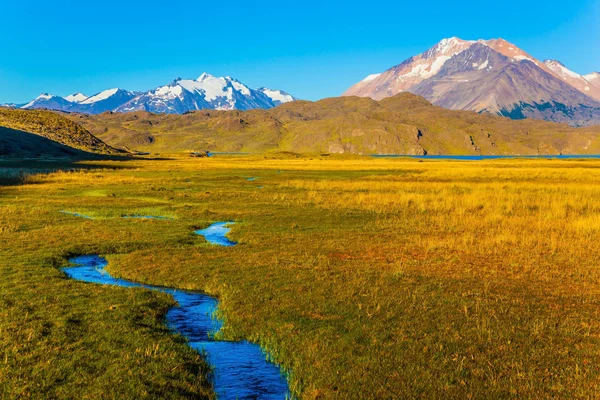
[122,215,172,220]
[60,212,171,220]
[60,210,93,219]
[63,224,290,399]
[246,177,257,181]
[370,154,600,160]
[195,222,237,247]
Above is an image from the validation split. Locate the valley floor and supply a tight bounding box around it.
[2,155,600,398]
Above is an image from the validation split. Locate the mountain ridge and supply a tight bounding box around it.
[8,74,295,114]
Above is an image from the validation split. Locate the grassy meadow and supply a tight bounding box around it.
[2,155,600,398]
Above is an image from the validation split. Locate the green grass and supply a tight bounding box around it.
[2,156,600,398]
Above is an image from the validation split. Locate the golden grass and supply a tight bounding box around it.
[3,156,600,398]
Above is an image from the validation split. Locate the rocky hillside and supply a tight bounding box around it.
[63,93,600,155]
[344,37,600,126]
[0,108,122,155]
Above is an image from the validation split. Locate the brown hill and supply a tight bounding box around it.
[0,126,111,160]
[0,108,122,155]
[63,93,600,156]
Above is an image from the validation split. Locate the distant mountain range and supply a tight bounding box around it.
[7,73,295,114]
[344,37,600,126]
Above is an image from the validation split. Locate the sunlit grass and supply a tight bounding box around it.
[3,156,600,398]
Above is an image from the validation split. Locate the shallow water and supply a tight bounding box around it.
[60,210,93,219]
[370,154,600,160]
[195,222,237,247]
[60,212,172,220]
[122,214,172,220]
[63,223,289,399]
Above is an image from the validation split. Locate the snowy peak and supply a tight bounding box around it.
[344,37,476,99]
[258,88,296,105]
[80,88,122,104]
[64,92,88,103]
[343,36,600,125]
[197,72,216,82]
[21,93,70,109]
[423,37,474,59]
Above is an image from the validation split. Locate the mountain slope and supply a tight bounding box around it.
[15,74,295,115]
[343,37,600,126]
[544,61,600,101]
[407,43,600,125]
[63,93,600,156]
[22,94,75,111]
[78,89,138,114]
[0,126,108,160]
[0,108,122,154]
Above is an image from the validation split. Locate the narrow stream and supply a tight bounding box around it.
[63,222,290,399]
[195,222,237,247]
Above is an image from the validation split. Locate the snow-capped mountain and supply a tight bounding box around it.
[21,93,75,111]
[116,73,295,113]
[78,89,138,114]
[14,74,296,114]
[344,37,600,126]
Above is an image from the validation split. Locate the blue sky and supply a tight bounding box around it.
[1,0,599,103]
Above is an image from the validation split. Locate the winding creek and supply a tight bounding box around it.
[63,222,290,400]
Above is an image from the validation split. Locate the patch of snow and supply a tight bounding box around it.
[434,37,473,54]
[362,73,381,83]
[260,88,294,103]
[428,56,452,76]
[545,60,582,80]
[584,73,599,81]
[154,85,184,99]
[478,59,489,70]
[178,76,229,102]
[80,88,119,104]
[230,80,251,96]
[64,93,88,103]
[514,55,535,63]
[400,56,452,81]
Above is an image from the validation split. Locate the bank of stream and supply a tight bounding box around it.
[62,222,290,399]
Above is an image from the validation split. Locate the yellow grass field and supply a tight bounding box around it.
[2,155,600,398]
